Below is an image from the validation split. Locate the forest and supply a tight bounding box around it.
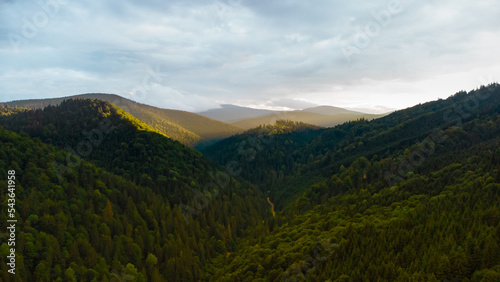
[203,84,500,280]
[0,100,268,281]
[0,83,499,281]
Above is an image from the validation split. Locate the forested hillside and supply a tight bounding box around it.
[209,140,500,280]
[202,84,500,280]
[0,99,218,202]
[0,100,269,281]
[203,84,500,207]
[3,94,244,148]
[202,120,327,207]
[0,84,499,281]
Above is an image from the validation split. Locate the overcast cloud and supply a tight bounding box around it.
[1,0,499,113]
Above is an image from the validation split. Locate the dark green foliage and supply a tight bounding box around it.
[0,100,269,281]
[207,121,500,281]
[0,99,215,202]
[203,84,500,207]
[244,120,324,135]
[1,84,500,280]
[202,120,327,208]
[203,84,500,280]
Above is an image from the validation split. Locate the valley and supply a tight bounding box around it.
[0,84,499,281]
[2,1,498,280]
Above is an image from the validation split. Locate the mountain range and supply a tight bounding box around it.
[3,94,243,148]
[4,94,387,146]
[198,104,275,123]
[0,84,499,281]
[199,104,386,129]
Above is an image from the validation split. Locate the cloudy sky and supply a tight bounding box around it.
[1,0,499,113]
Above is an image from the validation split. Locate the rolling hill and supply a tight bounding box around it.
[198,104,275,123]
[3,94,244,147]
[198,104,385,129]
[232,108,384,129]
[301,105,364,115]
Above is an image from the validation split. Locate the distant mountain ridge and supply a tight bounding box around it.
[1,84,499,280]
[234,108,384,129]
[4,96,386,144]
[198,104,275,123]
[3,94,244,147]
[301,105,364,115]
[199,104,385,129]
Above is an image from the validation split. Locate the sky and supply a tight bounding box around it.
[1,0,499,113]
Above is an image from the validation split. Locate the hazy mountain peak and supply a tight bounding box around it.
[198,104,275,123]
[301,105,363,115]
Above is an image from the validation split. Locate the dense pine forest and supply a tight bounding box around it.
[203,84,500,281]
[0,83,499,281]
[0,100,268,281]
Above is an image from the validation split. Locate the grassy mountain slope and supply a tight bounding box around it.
[3,94,243,147]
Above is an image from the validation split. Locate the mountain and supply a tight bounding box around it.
[232,110,384,129]
[3,94,244,148]
[0,99,268,281]
[301,105,364,115]
[203,84,500,206]
[244,120,324,135]
[198,104,274,123]
[202,84,500,280]
[198,104,384,129]
[1,84,499,280]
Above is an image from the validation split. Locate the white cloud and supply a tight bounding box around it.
[1,0,499,112]
[124,83,221,112]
